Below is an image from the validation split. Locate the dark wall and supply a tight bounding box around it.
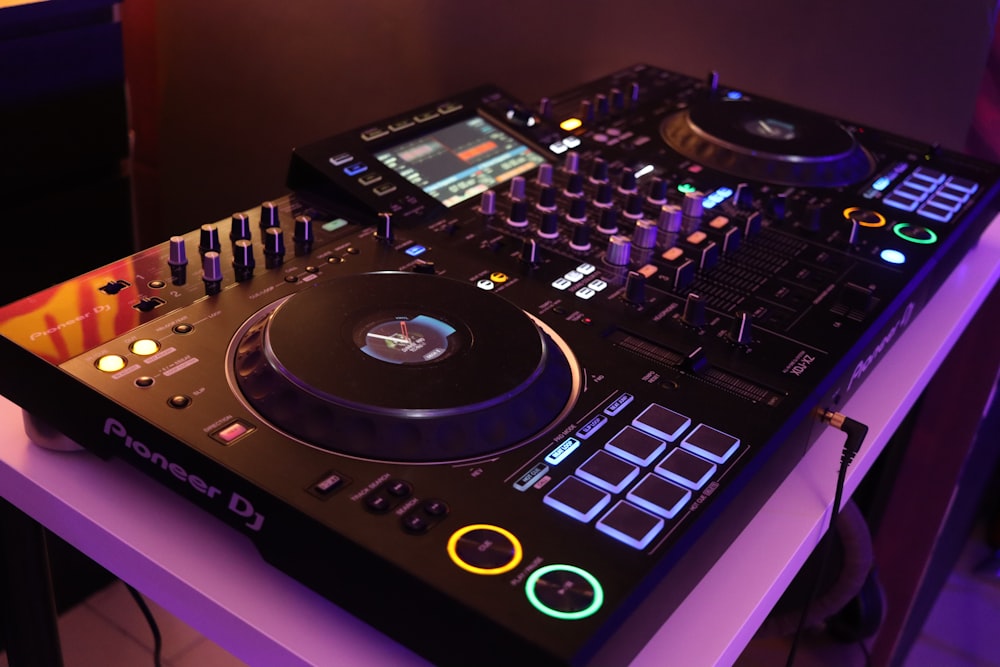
[150,0,997,242]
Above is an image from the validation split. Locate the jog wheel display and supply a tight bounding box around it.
[229,271,580,462]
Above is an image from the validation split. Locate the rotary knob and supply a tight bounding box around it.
[231,213,252,241]
[507,200,529,228]
[681,292,706,328]
[233,239,255,282]
[263,227,285,268]
[537,211,560,239]
[260,201,280,229]
[168,236,188,285]
[201,251,223,295]
[596,207,619,235]
[199,223,221,255]
[632,219,658,250]
[605,235,631,267]
[727,311,754,346]
[293,215,314,253]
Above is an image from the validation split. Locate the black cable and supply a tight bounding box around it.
[124,583,163,667]
[784,411,868,667]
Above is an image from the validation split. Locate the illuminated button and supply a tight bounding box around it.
[129,339,160,356]
[632,404,691,442]
[357,172,382,186]
[447,524,522,575]
[548,141,568,154]
[476,279,495,290]
[559,118,583,132]
[214,420,253,444]
[551,277,573,290]
[880,248,907,265]
[626,474,691,519]
[372,183,397,197]
[597,499,665,548]
[910,166,946,185]
[405,245,427,257]
[677,183,697,194]
[514,463,549,491]
[894,223,938,244]
[563,136,581,148]
[943,176,978,195]
[605,426,667,466]
[895,182,931,199]
[526,564,603,619]
[543,476,610,522]
[344,162,368,176]
[96,355,127,373]
[575,287,596,300]
[564,270,584,282]
[655,448,717,489]
[680,424,740,463]
[329,152,353,166]
[311,471,348,496]
[577,450,639,493]
[322,218,349,232]
[588,279,608,291]
[490,272,509,283]
[576,262,597,275]
[546,437,581,465]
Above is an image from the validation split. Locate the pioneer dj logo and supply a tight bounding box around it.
[847,301,915,393]
[102,417,266,532]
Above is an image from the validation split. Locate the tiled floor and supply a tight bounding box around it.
[1,526,998,667]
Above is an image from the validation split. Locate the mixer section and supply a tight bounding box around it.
[0,64,997,666]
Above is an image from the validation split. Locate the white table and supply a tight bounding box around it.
[2,216,998,667]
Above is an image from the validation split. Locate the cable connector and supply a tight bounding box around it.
[817,409,869,467]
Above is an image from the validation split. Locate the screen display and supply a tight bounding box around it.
[375,116,546,207]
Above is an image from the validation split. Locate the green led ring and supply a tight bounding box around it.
[524,564,604,620]
[893,223,937,245]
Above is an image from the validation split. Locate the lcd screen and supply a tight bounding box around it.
[375,116,546,207]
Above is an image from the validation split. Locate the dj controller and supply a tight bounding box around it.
[2,64,999,665]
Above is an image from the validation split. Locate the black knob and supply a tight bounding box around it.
[623,193,645,220]
[594,182,615,208]
[538,211,560,239]
[565,172,585,198]
[733,183,754,209]
[263,227,285,268]
[594,93,609,117]
[260,201,280,229]
[647,177,668,205]
[199,223,221,255]
[536,185,558,212]
[767,193,789,221]
[569,222,591,252]
[596,207,619,235]
[231,213,252,240]
[618,168,638,194]
[802,202,824,232]
[589,158,609,184]
[294,215,314,252]
[610,87,625,111]
[566,197,587,224]
[507,200,529,228]
[233,239,255,281]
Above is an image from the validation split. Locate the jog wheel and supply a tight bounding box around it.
[229,272,580,462]
[661,97,875,187]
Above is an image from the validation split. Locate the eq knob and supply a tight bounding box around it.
[618,167,638,194]
[231,213,252,241]
[478,190,496,217]
[589,158,609,184]
[293,215,314,252]
[507,199,529,228]
[535,162,554,186]
[233,239,255,281]
[536,185,558,212]
[605,235,631,267]
[596,207,619,235]
[509,176,527,201]
[594,182,615,208]
[201,251,223,295]
[168,236,188,285]
[260,201,280,229]
[263,227,285,268]
[199,223,221,255]
[647,177,669,205]
[537,211,560,239]
[569,222,592,252]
